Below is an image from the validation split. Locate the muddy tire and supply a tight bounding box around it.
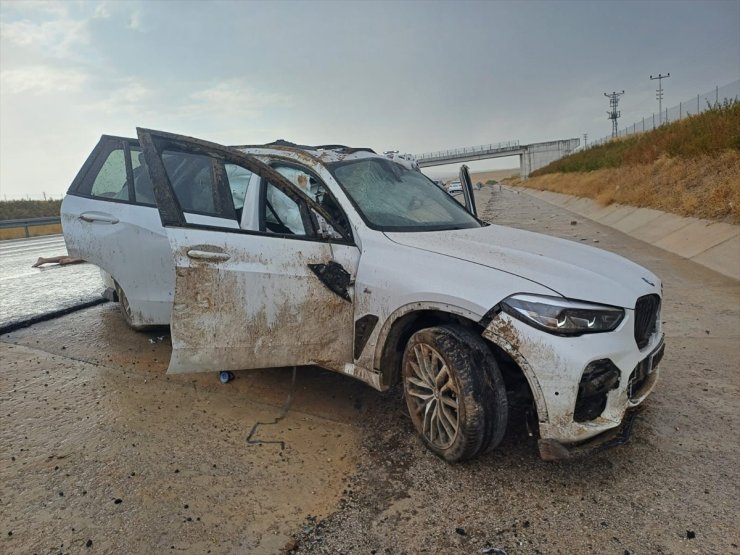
[114,282,145,331]
[402,325,508,462]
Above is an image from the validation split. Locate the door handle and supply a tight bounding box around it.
[79,211,119,224]
[187,249,231,262]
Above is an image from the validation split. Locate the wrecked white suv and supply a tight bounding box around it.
[61,128,664,462]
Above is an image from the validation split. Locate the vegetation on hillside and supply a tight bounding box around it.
[512,151,740,223]
[0,199,62,221]
[517,100,740,223]
[532,100,740,175]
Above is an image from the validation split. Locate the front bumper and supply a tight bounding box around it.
[482,310,663,454]
[538,408,641,461]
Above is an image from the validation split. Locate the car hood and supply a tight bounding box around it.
[385,225,660,309]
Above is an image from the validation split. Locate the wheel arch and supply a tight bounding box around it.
[376,302,549,423]
[375,302,485,388]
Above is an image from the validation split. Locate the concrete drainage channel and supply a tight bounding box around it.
[515,187,740,281]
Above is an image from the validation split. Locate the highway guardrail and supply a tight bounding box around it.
[0,216,62,237]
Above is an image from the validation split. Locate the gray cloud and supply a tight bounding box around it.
[1,0,738,198]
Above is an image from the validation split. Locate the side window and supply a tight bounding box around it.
[129,146,155,205]
[273,165,351,237]
[264,182,307,235]
[161,150,236,220]
[90,147,129,200]
[225,164,252,211]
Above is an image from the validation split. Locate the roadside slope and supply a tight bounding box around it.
[517,101,740,224]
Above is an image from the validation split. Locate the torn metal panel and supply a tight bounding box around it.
[340,363,382,390]
[308,261,352,302]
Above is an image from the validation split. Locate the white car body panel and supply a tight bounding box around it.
[350,230,556,373]
[386,225,661,308]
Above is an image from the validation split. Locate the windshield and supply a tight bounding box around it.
[331,158,481,231]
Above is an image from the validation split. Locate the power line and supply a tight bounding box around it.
[604,91,625,138]
[650,72,670,124]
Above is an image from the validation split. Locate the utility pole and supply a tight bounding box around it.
[650,73,670,124]
[583,132,588,148]
[604,91,624,138]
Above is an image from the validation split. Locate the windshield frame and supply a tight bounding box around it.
[326,157,483,233]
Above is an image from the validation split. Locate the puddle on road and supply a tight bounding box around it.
[1,304,372,553]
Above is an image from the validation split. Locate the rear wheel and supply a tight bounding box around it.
[114,282,146,331]
[402,325,508,462]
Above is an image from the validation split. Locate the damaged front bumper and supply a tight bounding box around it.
[483,311,664,460]
[537,407,641,461]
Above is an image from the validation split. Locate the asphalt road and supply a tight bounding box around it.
[0,235,103,326]
[1,186,738,554]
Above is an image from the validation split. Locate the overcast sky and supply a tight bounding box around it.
[1,0,738,197]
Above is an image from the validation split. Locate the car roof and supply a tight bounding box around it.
[102,134,385,166]
[235,141,382,165]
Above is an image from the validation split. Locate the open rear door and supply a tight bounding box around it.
[137,128,359,374]
[459,164,478,217]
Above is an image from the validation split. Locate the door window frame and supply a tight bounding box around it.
[66,135,159,208]
[265,160,354,242]
[137,128,355,246]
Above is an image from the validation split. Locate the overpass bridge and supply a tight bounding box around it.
[415,138,580,179]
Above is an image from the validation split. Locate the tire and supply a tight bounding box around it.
[402,325,508,462]
[114,282,146,331]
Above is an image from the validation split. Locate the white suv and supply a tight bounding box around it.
[61,128,664,462]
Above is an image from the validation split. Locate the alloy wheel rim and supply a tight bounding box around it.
[404,343,460,449]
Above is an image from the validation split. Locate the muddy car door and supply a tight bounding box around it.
[458,164,478,217]
[137,128,359,374]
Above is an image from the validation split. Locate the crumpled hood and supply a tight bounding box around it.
[385,225,661,309]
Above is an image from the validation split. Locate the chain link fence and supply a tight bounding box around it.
[588,79,740,148]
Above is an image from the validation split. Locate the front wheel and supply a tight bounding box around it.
[402,325,508,462]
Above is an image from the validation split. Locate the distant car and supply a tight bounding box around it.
[61,128,664,462]
[446,180,462,194]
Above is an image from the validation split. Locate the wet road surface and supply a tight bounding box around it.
[0,235,103,326]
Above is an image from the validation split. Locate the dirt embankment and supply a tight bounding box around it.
[512,150,740,224]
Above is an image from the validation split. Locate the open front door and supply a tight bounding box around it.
[137,128,359,374]
[459,164,478,217]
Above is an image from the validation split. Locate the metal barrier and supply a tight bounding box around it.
[0,216,62,237]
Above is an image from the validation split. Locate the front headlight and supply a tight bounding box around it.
[500,294,624,336]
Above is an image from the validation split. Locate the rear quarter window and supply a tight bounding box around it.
[72,139,132,201]
[91,149,129,200]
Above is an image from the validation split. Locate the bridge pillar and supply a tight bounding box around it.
[519,139,579,179]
